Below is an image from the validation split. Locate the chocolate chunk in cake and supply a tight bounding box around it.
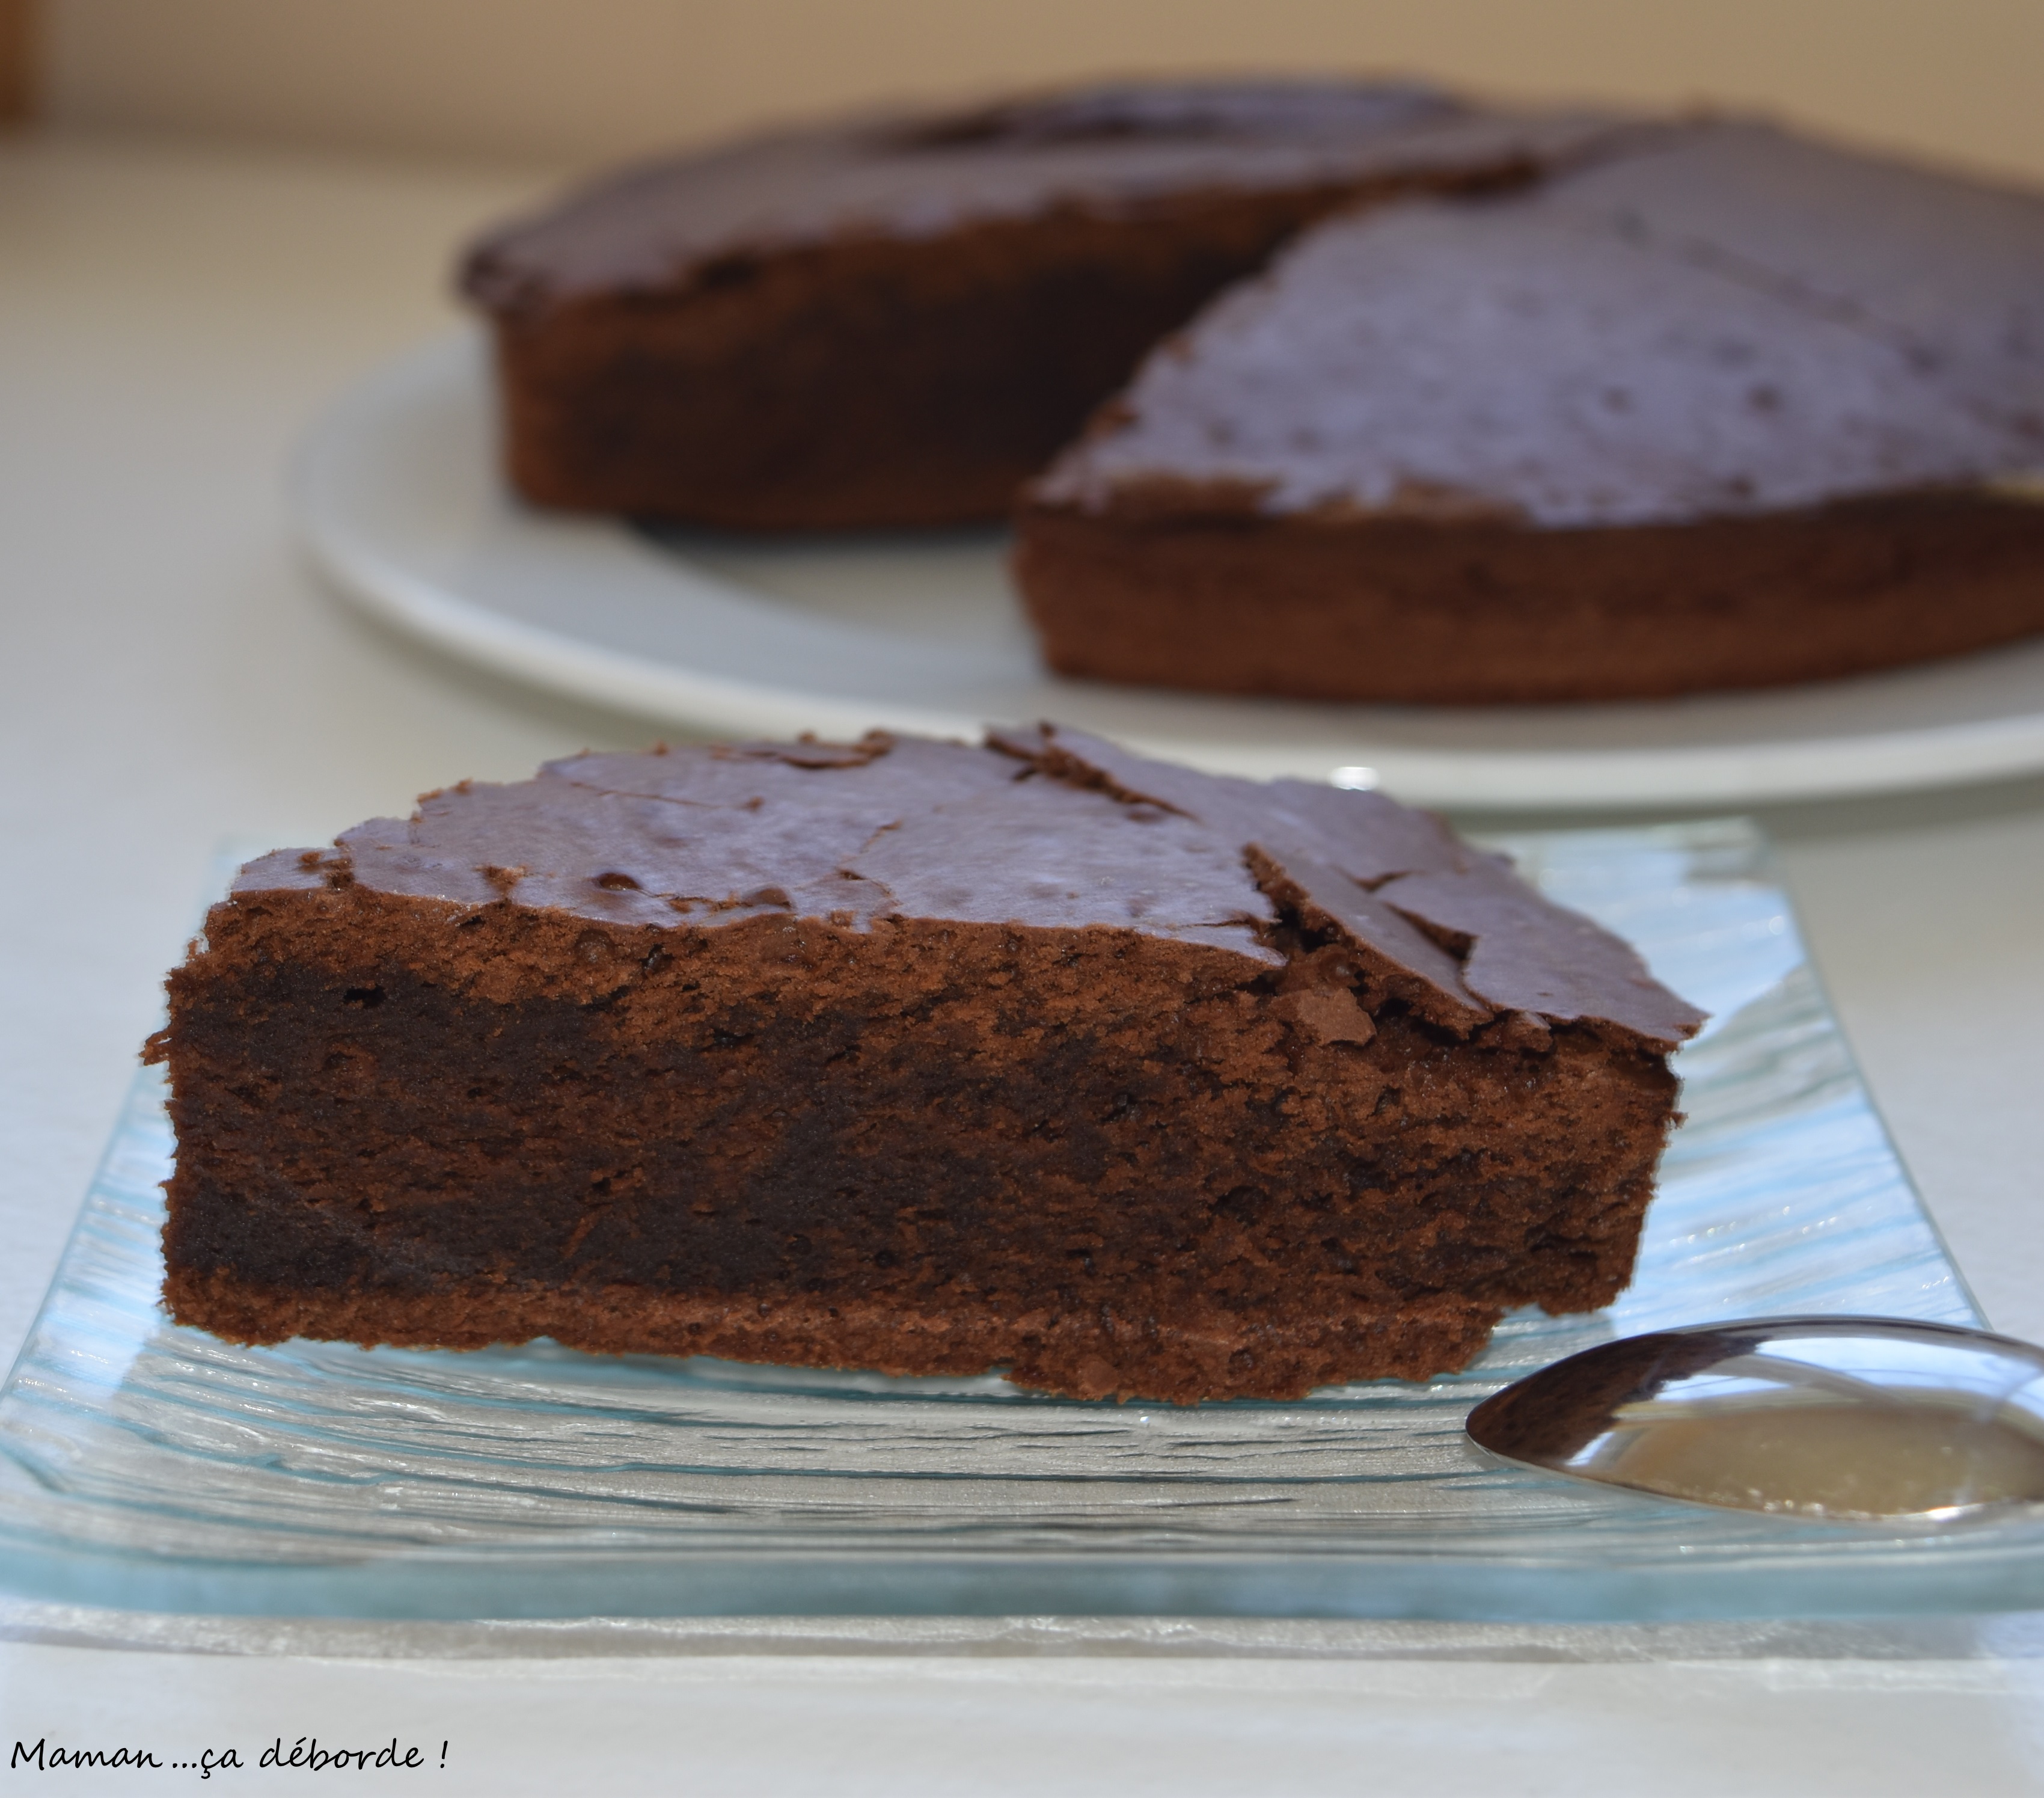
[150,727,1703,1402]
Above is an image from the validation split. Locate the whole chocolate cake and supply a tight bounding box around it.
[461,80,1617,529]
[149,728,1703,1403]
[1015,121,2044,702]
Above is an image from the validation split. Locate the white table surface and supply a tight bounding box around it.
[4,128,2044,1795]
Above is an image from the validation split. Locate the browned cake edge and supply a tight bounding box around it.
[1012,491,2044,704]
[164,1267,1504,1402]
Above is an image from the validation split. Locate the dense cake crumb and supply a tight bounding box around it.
[151,728,1703,1402]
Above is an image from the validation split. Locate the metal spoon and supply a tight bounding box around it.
[1465,1316,2044,1523]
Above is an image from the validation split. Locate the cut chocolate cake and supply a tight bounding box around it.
[464,82,2044,704]
[150,728,1703,1403]
[461,81,1617,529]
[1015,121,2044,702]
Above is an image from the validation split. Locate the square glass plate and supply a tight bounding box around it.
[4,818,2041,1624]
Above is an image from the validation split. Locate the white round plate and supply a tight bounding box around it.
[292,333,2044,809]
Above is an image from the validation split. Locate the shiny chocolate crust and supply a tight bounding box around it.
[461,80,1621,529]
[152,728,1702,1402]
[1016,121,2044,701]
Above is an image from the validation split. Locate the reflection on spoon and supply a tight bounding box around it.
[1464,1316,2044,1522]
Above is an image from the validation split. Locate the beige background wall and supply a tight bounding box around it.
[35,0,2044,181]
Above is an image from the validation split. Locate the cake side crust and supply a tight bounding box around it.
[164,1266,1502,1404]
[1012,494,2044,704]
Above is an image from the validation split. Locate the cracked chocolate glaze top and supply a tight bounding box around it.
[461,79,1623,319]
[233,728,1704,1051]
[1032,121,2044,527]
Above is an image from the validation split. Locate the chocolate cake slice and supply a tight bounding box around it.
[149,728,1703,1403]
[1015,121,2044,703]
[461,81,1617,529]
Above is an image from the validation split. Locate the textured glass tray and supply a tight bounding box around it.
[4,817,2041,1624]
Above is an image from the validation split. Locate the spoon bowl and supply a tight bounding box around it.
[1465,1316,2044,1522]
